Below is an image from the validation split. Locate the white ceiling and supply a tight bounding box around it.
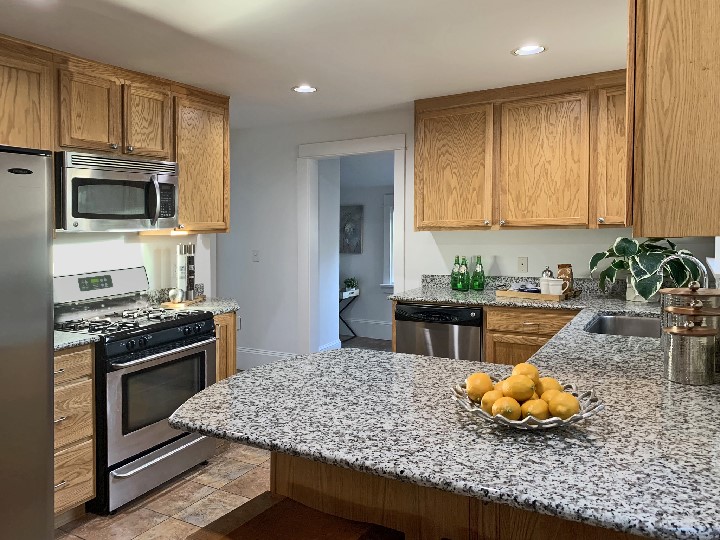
[1,0,627,129]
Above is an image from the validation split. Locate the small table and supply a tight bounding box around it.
[339,288,360,342]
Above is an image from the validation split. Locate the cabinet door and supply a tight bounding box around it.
[500,93,589,227]
[59,70,121,152]
[175,96,229,232]
[0,52,52,149]
[631,0,720,237]
[415,104,493,230]
[214,312,236,381]
[485,332,548,366]
[123,84,172,159]
[594,87,630,227]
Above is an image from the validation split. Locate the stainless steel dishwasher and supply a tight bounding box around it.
[395,304,483,361]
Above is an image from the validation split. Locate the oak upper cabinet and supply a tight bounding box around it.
[415,104,493,230]
[499,92,590,227]
[0,51,52,149]
[593,87,630,228]
[175,96,230,232]
[59,69,121,152]
[122,83,173,159]
[630,0,720,237]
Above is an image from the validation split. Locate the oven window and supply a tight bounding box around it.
[122,354,204,434]
[72,178,149,219]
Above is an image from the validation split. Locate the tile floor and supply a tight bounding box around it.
[340,336,393,352]
[55,441,271,540]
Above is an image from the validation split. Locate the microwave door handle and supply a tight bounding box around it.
[150,175,160,226]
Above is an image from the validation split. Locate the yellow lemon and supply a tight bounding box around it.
[494,379,506,395]
[502,374,535,402]
[530,392,539,400]
[511,363,540,386]
[536,377,563,397]
[465,372,494,402]
[520,399,550,420]
[549,392,581,420]
[480,389,504,415]
[541,389,563,404]
[491,396,521,421]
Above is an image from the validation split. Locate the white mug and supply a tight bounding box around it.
[548,278,569,295]
[539,277,551,295]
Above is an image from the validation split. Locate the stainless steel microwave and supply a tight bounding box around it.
[56,152,179,232]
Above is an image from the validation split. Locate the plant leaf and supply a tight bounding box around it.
[641,243,667,252]
[599,266,619,293]
[637,252,666,275]
[613,237,639,257]
[629,256,649,280]
[665,258,689,286]
[611,259,629,271]
[632,274,663,300]
[666,238,677,250]
[590,251,609,274]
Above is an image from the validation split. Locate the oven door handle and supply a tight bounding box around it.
[110,338,216,370]
[110,436,208,478]
[150,174,161,226]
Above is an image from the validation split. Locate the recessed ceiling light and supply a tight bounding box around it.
[512,45,546,56]
[292,84,317,93]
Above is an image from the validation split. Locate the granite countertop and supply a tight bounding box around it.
[170,306,720,540]
[185,297,239,316]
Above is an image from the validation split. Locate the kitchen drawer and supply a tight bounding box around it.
[54,379,93,450]
[54,439,94,515]
[54,346,93,386]
[485,307,578,336]
[485,332,549,365]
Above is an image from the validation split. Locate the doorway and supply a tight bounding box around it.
[296,135,406,355]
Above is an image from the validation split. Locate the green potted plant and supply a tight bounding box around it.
[589,237,700,301]
[343,277,358,291]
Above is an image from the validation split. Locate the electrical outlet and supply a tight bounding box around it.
[518,256,528,273]
[252,250,260,263]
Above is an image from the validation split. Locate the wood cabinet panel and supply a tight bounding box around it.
[594,87,630,227]
[485,308,577,336]
[175,96,229,232]
[54,379,93,451]
[123,83,172,159]
[0,52,52,149]
[59,70,121,152]
[214,312,237,381]
[631,0,720,237]
[485,332,548,365]
[500,93,590,227]
[54,440,94,515]
[53,345,93,386]
[415,103,493,229]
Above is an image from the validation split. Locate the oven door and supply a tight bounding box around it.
[106,338,216,466]
[62,167,178,232]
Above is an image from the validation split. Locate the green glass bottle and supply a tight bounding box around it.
[450,255,460,290]
[471,255,486,291]
[458,256,470,292]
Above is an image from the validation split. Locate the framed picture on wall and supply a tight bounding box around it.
[340,205,363,254]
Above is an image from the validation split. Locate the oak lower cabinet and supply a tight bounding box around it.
[0,50,53,150]
[214,312,237,381]
[484,307,578,365]
[175,96,230,232]
[415,103,494,230]
[53,345,95,516]
[499,93,590,227]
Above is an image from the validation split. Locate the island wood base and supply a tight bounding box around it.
[270,452,635,540]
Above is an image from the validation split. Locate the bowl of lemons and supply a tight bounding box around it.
[452,363,604,430]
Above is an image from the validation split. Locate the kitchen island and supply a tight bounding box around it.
[170,307,720,540]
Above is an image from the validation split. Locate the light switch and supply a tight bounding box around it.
[518,256,528,273]
[252,250,260,263]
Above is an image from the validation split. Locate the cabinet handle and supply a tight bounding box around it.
[597,217,605,224]
[127,145,135,152]
[483,220,490,226]
[54,416,67,424]
[522,322,538,326]
[54,481,66,490]
[109,143,118,149]
[178,224,185,229]
[499,220,506,226]
[53,368,65,376]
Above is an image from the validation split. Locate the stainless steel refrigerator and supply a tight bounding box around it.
[0,146,53,539]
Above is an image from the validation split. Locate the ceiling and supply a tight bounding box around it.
[1,0,627,129]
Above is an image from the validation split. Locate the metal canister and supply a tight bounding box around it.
[662,324,718,385]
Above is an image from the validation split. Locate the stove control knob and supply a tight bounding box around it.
[194,324,202,334]
[126,339,136,350]
[183,326,192,336]
[138,337,148,347]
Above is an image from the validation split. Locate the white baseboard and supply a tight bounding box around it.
[318,339,342,352]
[236,346,293,371]
[344,318,392,341]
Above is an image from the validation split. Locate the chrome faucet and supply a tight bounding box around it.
[658,253,709,289]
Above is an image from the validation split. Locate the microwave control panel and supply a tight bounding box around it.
[158,184,175,218]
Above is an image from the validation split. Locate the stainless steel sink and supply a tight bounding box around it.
[585,315,661,338]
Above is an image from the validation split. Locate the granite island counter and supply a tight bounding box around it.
[170,306,720,540]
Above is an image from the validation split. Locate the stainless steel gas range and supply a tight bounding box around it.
[54,267,216,513]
